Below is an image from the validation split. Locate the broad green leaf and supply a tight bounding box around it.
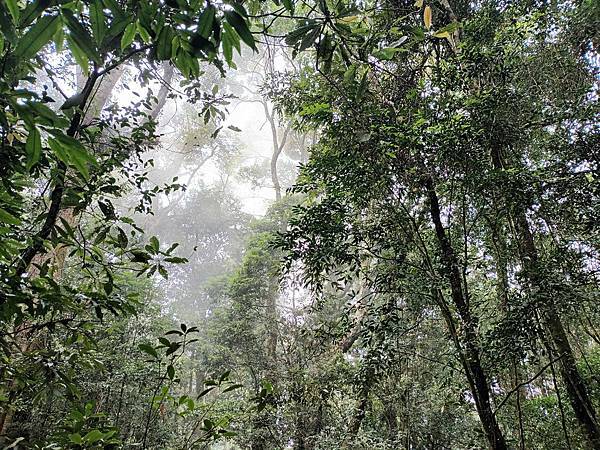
[166,341,181,355]
[13,14,61,60]
[137,21,151,43]
[19,0,51,27]
[5,0,19,24]
[222,32,233,64]
[103,0,126,18]
[198,5,216,38]
[0,208,21,225]
[48,137,70,166]
[226,1,248,18]
[83,430,103,444]
[190,33,215,56]
[436,21,460,33]
[89,0,106,45]
[130,250,152,263]
[174,49,192,78]
[373,47,403,60]
[138,343,158,359]
[25,127,41,170]
[149,236,159,252]
[285,23,317,46]
[103,13,131,46]
[53,24,64,52]
[224,11,256,51]
[223,23,241,54]
[67,146,96,180]
[0,8,18,46]
[48,134,97,180]
[67,35,89,74]
[69,433,83,444]
[156,26,174,60]
[171,35,180,57]
[282,0,294,14]
[299,25,320,52]
[63,9,102,64]
[120,22,136,51]
[167,364,175,380]
[158,265,168,280]
[164,256,187,263]
[28,101,68,126]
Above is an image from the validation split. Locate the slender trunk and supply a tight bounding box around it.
[491,145,600,448]
[348,386,369,437]
[263,102,292,202]
[425,178,507,450]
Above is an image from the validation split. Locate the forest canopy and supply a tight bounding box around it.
[0,0,599,449]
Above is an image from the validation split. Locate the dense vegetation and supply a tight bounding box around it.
[0,0,598,448]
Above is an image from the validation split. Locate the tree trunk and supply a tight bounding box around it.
[425,177,507,450]
[491,145,600,448]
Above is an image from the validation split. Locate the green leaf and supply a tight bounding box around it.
[432,30,451,39]
[164,256,187,263]
[48,137,70,166]
[373,47,402,60]
[137,21,151,43]
[62,9,102,64]
[282,0,294,14]
[219,370,231,383]
[19,0,51,27]
[103,0,126,18]
[299,25,320,52]
[285,23,317,46]
[48,134,97,180]
[174,49,192,78]
[28,101,67,126]
[222,383,243,393]
[222,33,233,64]
[198,5,216,39]
[90,0,106,45]
[197,386,216,398]
[103,13,131,46]
[190,33,215,56]
[68,433,83,444]
[226,1,248,18]
[13,14,61,60]
[120,22,136,51]
[167,364,175,380]
[224,11,256,51]
[67,36,89,74]
[0,208,21,225]
[166,341,180,355]
[5,0,19,24]
[25,127,41,170]
[0,7,18,46]
[223,22,241,55]
[138,343,158,359]
[53,24,64,52]
[158,265,169,280]
[149,236,159,253]
[130,250,152,263]
[156,26,174,60]
[83,430,104,444]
